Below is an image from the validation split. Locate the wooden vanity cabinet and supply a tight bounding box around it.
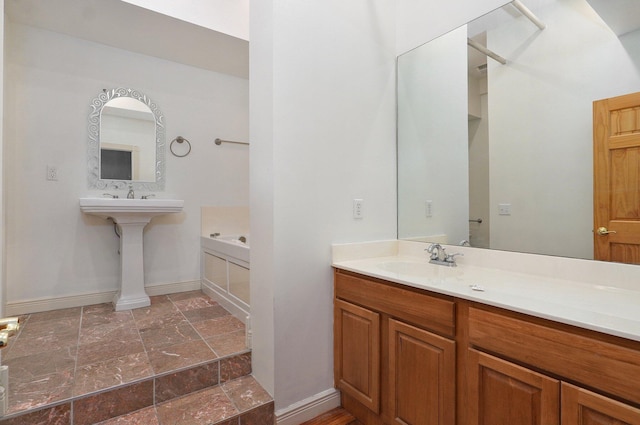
[334,269,456,425]
[466,348,640,425]
[334,269,640,425]
[466,305,640,425]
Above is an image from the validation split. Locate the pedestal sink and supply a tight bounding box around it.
[80,198,184,310]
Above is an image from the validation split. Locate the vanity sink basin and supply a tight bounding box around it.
[79,198,183,221]
[377,260,462,278]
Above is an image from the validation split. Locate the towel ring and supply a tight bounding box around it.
[170,136,191,157]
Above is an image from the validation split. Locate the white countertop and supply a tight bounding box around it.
[332,241,640,342]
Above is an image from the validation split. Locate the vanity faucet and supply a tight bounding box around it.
[426,243,463,267]
[127,184,135,199]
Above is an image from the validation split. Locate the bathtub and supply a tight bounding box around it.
[202,234,250,263]
[201,234,250,324]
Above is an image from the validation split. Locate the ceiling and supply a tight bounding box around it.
[4,0,249,79]
[6,0,637,83]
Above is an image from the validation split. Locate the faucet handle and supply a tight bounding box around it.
[103,193,119,199]
[141,194,155,200]
[425,243,442,259]
[445,252,464,263]
[425,243,441,252]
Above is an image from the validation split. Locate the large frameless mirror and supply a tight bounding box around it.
[87,87,165,191]
[397,0,640,263]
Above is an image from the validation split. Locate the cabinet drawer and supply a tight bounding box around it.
[335,270,455,337]
[469,307,640,404]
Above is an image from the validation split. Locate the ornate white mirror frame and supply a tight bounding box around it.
[87,87,165,191]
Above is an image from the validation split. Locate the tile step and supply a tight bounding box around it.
[0,351,260,424]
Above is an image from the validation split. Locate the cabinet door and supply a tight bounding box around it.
[468,349,560,425]
[334,299,381,413]
[388,319,455,425]
[562,383,640,425]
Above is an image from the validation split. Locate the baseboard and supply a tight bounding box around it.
[5,280,201,315]
[146,280,201,296]
[201,280,250,325]
[5,291,117,316]
[275,388,341,425]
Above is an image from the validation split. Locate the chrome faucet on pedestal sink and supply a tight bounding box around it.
[79,197,184,310]
[426,243,464,267]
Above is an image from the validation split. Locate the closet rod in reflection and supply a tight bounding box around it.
[467,38,507,65]
[214,138,249,146]
[511,0,546,30]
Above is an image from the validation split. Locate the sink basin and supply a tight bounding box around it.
[377,260,462,278]
[80,197,184,311]
[79,198,184,221]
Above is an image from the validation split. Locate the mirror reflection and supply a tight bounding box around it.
[88,88,165,191]
[100,97,156,181]
[397,0,640,262]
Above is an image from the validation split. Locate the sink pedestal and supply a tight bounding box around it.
[79,198,184,311]
[115,217,152,310]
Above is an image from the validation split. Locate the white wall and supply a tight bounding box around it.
[469,92,491,249]
[250,0,397,412]
[3,22,249,309]
[397,26,470,244]
[0,1,5,318]
[248,0,275,401]
[488,0,640,258]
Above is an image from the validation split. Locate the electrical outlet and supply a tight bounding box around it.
[47,165,58,181]
[353,199,364,219]
[425,200,433,217]
[498,203,511,215]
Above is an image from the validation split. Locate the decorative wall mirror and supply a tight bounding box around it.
[88,87,165,191]
[397,0,640,263]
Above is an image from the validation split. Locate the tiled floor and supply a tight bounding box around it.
[0,291,272,424]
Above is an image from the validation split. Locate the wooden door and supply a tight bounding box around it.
[334,299,381,413]
[467,349,559,425]
[387,319,455,425]
[593,92,640,264]
[562,383,640,425]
